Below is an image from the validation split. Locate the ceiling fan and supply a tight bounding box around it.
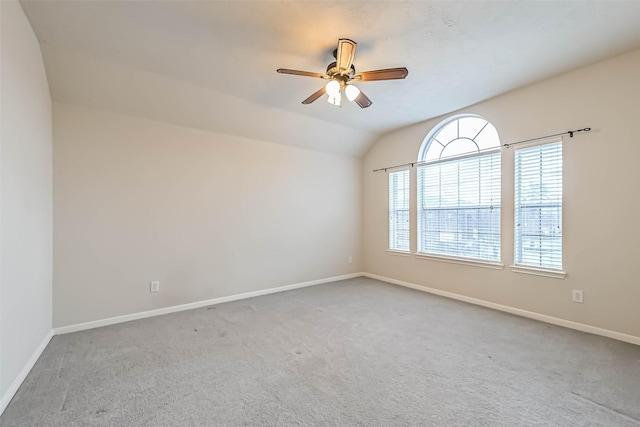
[277,38,408,109]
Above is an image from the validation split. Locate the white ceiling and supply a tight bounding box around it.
[21,0,640,157]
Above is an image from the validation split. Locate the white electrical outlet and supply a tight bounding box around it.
[572,289,583,303]
[348,256,352,264]
[150,281,160,293]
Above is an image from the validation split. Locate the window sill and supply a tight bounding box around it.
[414,253,504,270]
[510,265,566,279]
[387,249,412,257]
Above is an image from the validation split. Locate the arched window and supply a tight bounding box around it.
[416,115,501,262]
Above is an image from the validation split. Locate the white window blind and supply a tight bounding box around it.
[389,170,410,251]
[514,141,563,269]
[417,152,501,261]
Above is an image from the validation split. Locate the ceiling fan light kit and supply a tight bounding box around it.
[328,93,342,106]
[325,80,341,96]
[277,38,408,109]
[345,84,360,102]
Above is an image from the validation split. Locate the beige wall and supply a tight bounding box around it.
[53,103,362,327]
[363,49,640,339]
[0,0,53,404]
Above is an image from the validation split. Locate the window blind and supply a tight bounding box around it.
[389,170,410,251]
[417,152,501,261]
[514,141,563,269]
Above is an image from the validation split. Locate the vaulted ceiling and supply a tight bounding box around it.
[21,1,640,157]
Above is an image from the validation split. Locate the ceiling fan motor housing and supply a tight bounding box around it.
[326,62,356,81]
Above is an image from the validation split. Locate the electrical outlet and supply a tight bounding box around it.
[348,256,352,264]
[572,289,583,303]
[150,281,160,293]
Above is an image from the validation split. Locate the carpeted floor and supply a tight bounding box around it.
[2,277,639,426]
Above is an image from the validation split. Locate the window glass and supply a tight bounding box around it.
[441,138,478,158]
[389,170,410,251]
[417,116,501,261]
[514,141,562,269]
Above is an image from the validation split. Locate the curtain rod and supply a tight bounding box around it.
[372,127,591,172]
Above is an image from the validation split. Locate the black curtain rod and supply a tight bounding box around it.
[372,127,591,172]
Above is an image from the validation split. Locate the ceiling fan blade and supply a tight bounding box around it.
[277,69,326,79]
[336,38,357,75]
[302,87,326,104]
[352,67,408,81]
[354,90,372,109]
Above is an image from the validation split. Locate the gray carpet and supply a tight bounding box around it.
[2,277,639,426]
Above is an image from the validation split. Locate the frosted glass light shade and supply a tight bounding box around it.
[345,84,360,101]
[325,80,341,96]
[327,92,342,106]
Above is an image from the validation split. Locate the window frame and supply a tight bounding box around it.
[388,169,411,253]
[510,138,566,279]
[415,114,503,267]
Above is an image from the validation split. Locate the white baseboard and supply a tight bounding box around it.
[364,272,640,346]
[3,271,638,418]
[0,330,53,416]
[54,272,364,335]
[49,271,640,345]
